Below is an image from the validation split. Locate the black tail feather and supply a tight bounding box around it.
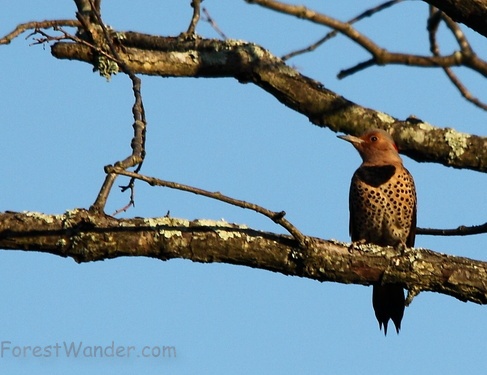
[373,284,405,335]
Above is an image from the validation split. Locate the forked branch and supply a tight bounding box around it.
[0,20,80,45]
[428,7,487,110]
[74,1,148,213]
[247,0,487,109]
[282,0,403,61]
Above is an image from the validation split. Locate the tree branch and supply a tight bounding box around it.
[1,209,487,305]
[0,20,80,45]
[202,7,228,39]
[105,167,307,247]
[428,7,487,110]
[247,0,487,80]
[281,0,403,61]
[417,222,487,236]
[69,2,148,213]
[422,0,487,38]
[50,35,487,172]
[108,168,487,238]
[184,0,202,36]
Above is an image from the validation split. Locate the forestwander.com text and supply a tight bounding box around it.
[0,341,177,359]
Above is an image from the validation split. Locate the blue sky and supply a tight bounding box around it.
[2,1,487,374]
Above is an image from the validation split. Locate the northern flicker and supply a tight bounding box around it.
[338,129,417,335]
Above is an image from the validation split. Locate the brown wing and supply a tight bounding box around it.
[348,172,362,242]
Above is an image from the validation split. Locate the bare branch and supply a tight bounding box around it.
[428,7,487,110]
[440,63,487,111]
[337,59,375,79]
[439,13,487,110]
[282,0,403,61]
[202,7,228,39]
[0,20,80,45]
[106,167,308,248]
[76,0,147,213]
[185,0,202,37]
[247,0,487,80]
[441,13,472,54]
[417,222,487,236]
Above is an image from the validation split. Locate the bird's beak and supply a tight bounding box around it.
[337,134,363,145]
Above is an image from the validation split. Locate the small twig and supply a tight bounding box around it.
[441,63,487,110]
[112,194,135,216]
[417,223,487,236]
[0,20,80,45]
[337,58,375,79]
[113,174,137,215]
[27,28,66,46]
[202,7,228,39]
[106,167,308,248]
[186,0,203,36]
[282,0,402,61]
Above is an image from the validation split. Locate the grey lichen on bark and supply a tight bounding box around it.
[1,209,487,305]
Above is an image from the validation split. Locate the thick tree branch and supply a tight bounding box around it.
[423,0,487,38]
[50,36,487,172]
[1,209,487,305]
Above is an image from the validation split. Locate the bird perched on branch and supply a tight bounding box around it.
[338,129,417,335]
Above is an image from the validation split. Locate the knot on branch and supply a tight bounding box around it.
[272,211,287,221]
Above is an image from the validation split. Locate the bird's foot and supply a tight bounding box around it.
[396,241,408,255]
[348,239,367,253]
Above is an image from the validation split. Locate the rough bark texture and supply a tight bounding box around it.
[51,37,487,172]
[1,209,487,305]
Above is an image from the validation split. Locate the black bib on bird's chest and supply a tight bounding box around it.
[354,165,396,187]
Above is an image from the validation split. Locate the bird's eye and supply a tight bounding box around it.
[370,136,378,142]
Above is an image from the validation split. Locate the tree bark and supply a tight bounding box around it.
[423,0,487,37]
[1,209,487,305]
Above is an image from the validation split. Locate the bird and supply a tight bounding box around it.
[337,129,417,335]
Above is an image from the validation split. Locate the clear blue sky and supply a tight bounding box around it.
[2,1,487,374]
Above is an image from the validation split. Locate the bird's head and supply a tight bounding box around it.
[337,129,402,166]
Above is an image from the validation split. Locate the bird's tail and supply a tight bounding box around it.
[372,284,405,335]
